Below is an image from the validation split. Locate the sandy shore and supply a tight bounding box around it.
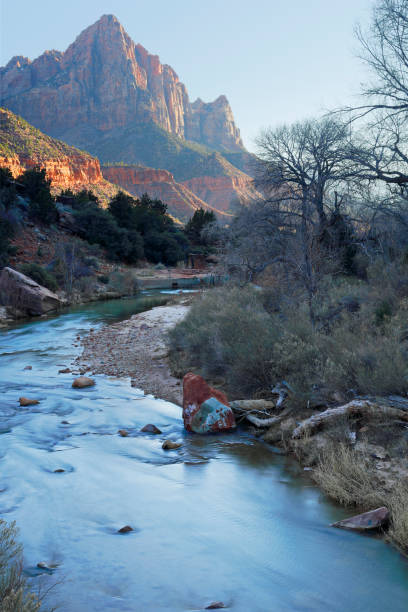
[76,302,190,404]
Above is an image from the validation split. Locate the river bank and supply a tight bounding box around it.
[78,296,192,404]
[2,295,408,611]
[77,296,408,554]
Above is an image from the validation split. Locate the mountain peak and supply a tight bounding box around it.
[0,16,245,152]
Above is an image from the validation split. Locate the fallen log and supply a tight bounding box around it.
[245,414,282,428]
[292,400,408,439]
[230,400,276,412]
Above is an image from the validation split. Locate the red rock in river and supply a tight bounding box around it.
[182,372,236,433]
[332,506,389,531]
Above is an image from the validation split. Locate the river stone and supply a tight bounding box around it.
[118,429,129,437]
[118,525,133,533]
[23,365,32,370]
[183,372,235,433]
[140,424,162,434]
[162,440,182,450]
[332,506,389,531]
[59,367,71,374]
[0,266,63,316]
[19,397,39,406]
[72,376,95,388]
[205,603,226,610]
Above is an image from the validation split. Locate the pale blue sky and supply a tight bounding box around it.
[1,0,374,150]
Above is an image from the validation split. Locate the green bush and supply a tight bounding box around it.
[19,168,58,225]
[19,263,58,292]
[169,278,408,402]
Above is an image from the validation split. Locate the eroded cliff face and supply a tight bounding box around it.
[0,154,103,189]
[101,165,231,222]
[0,15,244,152]
[182,175,261,213]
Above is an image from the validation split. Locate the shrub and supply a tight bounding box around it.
[168,279,408,402]
[0,214,15,267]
[19,168,58,225]
[19,264,58,292]
[0,519,41,611]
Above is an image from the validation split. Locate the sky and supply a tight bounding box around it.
[0,0,374,151]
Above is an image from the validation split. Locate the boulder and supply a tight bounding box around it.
[72,376,95,388]
[182,373,236,433]
[19,397,39,406]
[332,506,389,531]
[118,429,129,437]
[140,424,162,434]
[0,267,63,316]
[205,603,226,610]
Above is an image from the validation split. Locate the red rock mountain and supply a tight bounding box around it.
[0,15,259,216]
[0,15,243,152]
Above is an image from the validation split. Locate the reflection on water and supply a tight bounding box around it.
[0,298,408,611]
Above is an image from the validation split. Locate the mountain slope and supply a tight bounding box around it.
[0,108,119,202]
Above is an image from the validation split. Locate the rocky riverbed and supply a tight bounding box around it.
[77,300,190,404]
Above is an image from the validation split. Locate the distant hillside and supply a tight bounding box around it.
[102,165,233,222]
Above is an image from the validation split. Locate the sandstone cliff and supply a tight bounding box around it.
[0,108,121,202]
[102,165,232,222]
[0,15,244,152]
[182,175,261,213]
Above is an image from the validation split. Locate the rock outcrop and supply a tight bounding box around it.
[0,108,122,201]
[102,165,232,221]
[0,266,63,316]
[0,15,244,153]
[182,372,236,433]
[183,174,261,213]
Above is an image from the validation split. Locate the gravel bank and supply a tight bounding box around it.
[76,302,190,404]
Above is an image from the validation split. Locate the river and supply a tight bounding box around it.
[1,296,408,611]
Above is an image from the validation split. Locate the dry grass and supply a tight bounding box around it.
[313,443,408,553]
[388,485,408,553]
[313,443,384,507]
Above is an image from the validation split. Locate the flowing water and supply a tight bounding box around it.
[1,296,408,611]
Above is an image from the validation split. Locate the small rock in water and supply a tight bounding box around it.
[162,440,182,450]
[205,603,226,610]
[54,469,65,473]
[59,367,71,374]
[140,424,162,434]
[37,562,50,570]
[72,376,95,388]
[19,397,39,406]
[23,365,32,370]
[118,429,129,437]
[118,525,133,533]
[61,420,70,425]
